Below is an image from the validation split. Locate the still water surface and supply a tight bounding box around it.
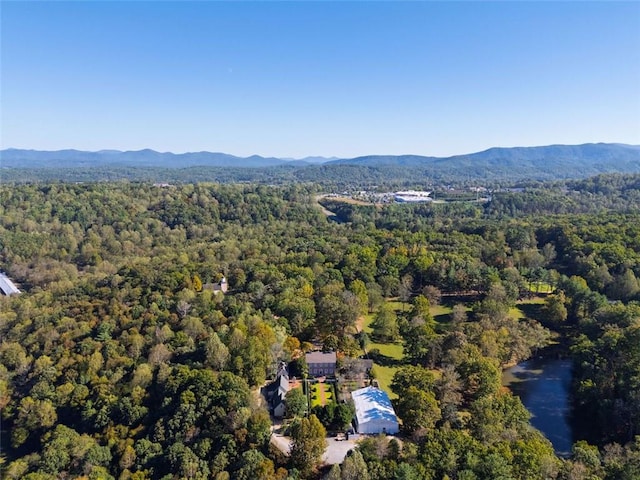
[502,357,573,457]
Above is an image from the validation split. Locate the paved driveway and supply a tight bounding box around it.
[323,437,357,465]
[270,432,357,465]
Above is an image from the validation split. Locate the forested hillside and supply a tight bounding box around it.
[1,177,639,479]
[3,143,639,185]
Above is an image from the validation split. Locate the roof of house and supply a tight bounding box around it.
[268,366,290,407]
[276,373,289,396]
[305,351,337,364]
[360,359,374,370]
[351,386,398,426]
[0,273,20,296]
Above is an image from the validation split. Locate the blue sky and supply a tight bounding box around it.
[2,1,639,158]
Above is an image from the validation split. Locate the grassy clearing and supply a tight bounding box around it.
[368,341,404,360]
[509,296,547,320]
[371,364,399,399]
[386,300,406,312]
[362,313,375,334]
[357,299,408,398]
[527,282,553,294]
[515,297,546,321]
[430,304,453,317]
[431,304,453,327]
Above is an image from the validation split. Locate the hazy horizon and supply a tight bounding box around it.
[3,141,640,162]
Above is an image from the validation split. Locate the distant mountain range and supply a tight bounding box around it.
[0,148,333,168]
[2,143,640,184]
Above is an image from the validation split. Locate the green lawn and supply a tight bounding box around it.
[360,295,550,405]
[367,341,404,360]
[515,297,546,322]
[386,300,406,312]
[362,306,404,361]
[362,313,375,333]
[430,304,458,328]
[358,299,408,398]
[430,304,453,318]
[527,282,554,294]
[509,297,547,320]
[364,300,455,331]
[370,364,399,399]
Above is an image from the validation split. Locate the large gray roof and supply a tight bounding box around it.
[305,351,336,364]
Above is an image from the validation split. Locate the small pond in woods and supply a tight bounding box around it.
[502,355,574,457]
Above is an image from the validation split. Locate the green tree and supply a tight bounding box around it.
[326,464,341,480]
[204,332,230,371]
[541,291,568,324]
[350,279,369,316]
[13,397,57,447]
[394,463,420,480]
[341,450,370,480]
[285,388,308,418]
[366,282,384,313]
[608,269,640,301]
[192,274,203,292]
[393,386,441,435]
[289,415,326,477]
[391,366,436,395]
[235,450,278,480]
[402,323,437,366]
[410,295,433,324]
[371,303,399,342]
[334,403,355,431]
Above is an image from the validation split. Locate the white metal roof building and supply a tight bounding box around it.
[0,273,20,296]
[351,386,399,435]
[394,190,432,203]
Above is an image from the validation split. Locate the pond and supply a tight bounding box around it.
[502,356,573,457]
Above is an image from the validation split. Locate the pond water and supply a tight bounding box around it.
[502,356,573,457]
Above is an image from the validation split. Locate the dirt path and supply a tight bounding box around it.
[314,195,338,217]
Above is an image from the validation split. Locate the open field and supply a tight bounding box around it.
[431,304,454,327]
[367,341,404,361]
[515,297,546,321]
[359,300,406,398]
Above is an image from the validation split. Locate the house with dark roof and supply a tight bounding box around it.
[266,364,290,418]
[305,351,336,377]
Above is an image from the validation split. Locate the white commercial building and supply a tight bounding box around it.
[351,386,399,435]
[394,190,432,203]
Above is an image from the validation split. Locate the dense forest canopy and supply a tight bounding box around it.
[1,175,639,479]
